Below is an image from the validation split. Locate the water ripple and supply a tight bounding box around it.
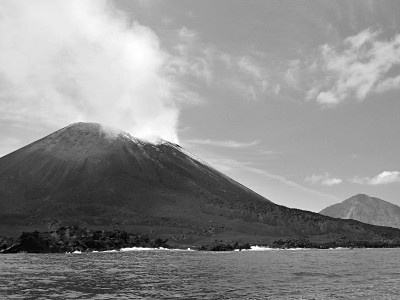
[1,249,400,299]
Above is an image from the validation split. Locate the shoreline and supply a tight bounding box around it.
[2,226,400,254]
[4,244,400,255]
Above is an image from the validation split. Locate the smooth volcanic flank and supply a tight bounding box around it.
[1,123,400,246]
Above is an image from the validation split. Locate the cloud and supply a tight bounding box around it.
[0,0,195,143]
[167,26,214,86]
[308,28,400,106]
[206,157,340,201]
[258,149,279,155]
[284,60,302,90]
[168,28,273,102]
[220,54,271,100]
[237,57,267,85]
[184,139,260,148]
[305,173,343,186]
[173,37,273,102]
[352,171,400,185]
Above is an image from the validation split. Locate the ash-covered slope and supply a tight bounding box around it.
[1,123,400,246]
[320,194,400,229]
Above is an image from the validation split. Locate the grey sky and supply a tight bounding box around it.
[1,0,400,211]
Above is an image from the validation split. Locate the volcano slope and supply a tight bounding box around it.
[1,122,400,247]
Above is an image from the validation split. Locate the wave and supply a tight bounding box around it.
[70,246,352,254]
[237,246,351,251]
[237,246,276,251]
[86,247,195,253]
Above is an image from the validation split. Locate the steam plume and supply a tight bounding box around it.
[0,0,180,142]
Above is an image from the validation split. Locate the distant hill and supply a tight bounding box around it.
[320,194,400,229]
[1,123,400,247]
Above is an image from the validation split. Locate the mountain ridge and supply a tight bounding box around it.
[320,194,400,229]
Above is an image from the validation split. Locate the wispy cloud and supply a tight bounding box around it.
[184,139,260,149]
[169,28,273,101]
[352,171,400,185]
[237,57,269,92]
[168,26,214,85]
[305,173,343,186]
[207,157,340,202]
[284,59,302,90]
[171,29,273,102]
[163,22,280,103]
[307,28,400,106]
[220,54,271,100]
[258,149,280,155]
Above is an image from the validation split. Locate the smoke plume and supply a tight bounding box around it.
[0,0,180,142]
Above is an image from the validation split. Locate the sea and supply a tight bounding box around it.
[1,247,400,299]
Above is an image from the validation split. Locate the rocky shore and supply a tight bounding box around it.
[272,237,400,249]
[2,226,400,253]
[0,226,169,253]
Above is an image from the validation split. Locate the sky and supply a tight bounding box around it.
[1,0,400,212]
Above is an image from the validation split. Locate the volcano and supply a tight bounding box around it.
[1,123,400,246]
[320,194,400,229]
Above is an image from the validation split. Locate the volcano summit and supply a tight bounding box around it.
[1,123,400,247]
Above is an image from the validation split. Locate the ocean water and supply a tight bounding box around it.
[1,248,400,299]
